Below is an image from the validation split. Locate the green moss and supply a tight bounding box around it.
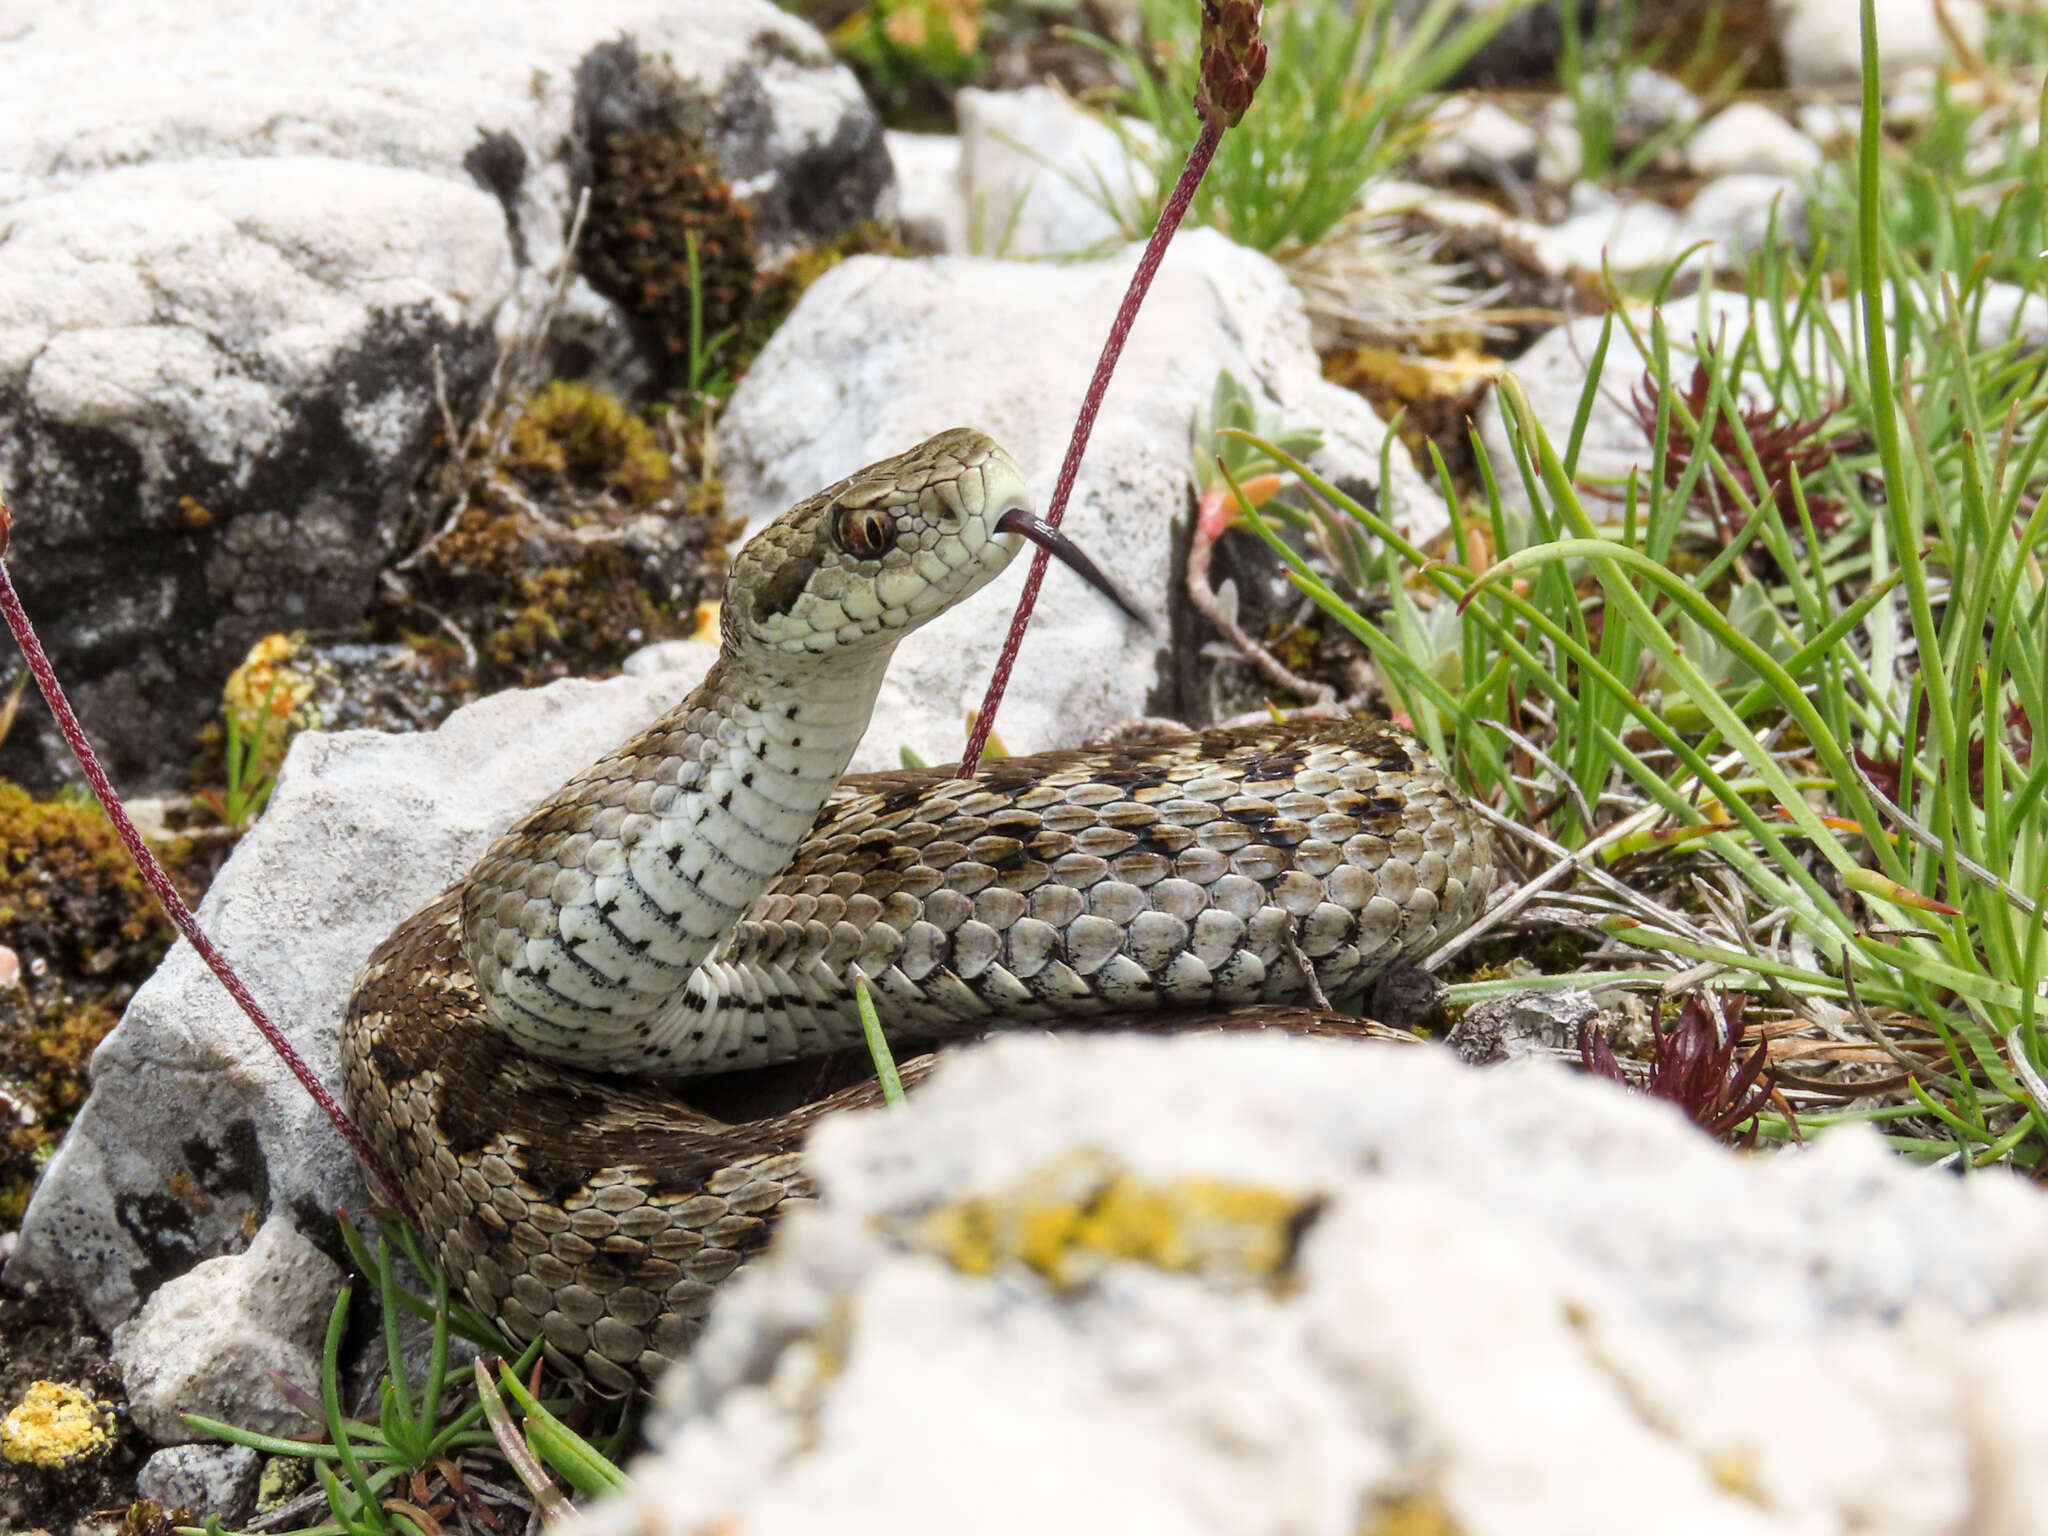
[0,783,169,977]
[397,383,726,694]
[505,381,676,508]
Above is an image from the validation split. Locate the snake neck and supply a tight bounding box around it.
[461,640,896,1074]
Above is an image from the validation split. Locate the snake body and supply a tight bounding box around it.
[341,430,1494,1394]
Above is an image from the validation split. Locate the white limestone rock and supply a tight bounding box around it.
[1533,99,1584,187]
[1533,72,1697,186]
[1411,97,1538,182]
[1772,0,1987,87]
[1798,100,1862,149]
[112,1215,345,1442]
[955,86,1157,259]
[0,0,885,791]
[886,130,969,254]
[1,157,510,464]
[563,1032,2048,1536]
[1686,103,1824,178]
[715,231,1445,772]
[1526,183,1692,279]
[1617,69,1703,142]
[1372,169,1799,287]
[1680,173,1809,261]
[6,649,715,1337]
[1476,289,1794,521]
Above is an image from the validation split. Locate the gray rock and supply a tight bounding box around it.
[1883,65,1945,132]
[561,1032,2048,1535]
[1447,987,1605,1066]
[715,231,1444,771]
[1773,0,1987,87]
[0,0,884,792]
[1617,69,1702,141]
[1797,100,1862,150]
[622,637,723,680]
[1371,169,1795,287]
[549,277,659,400]
[137,1443,262,1521]
[1476,289,1771,520]
[113,1215,343,1442]
[1534,71,1697,185]
[0,155,509,793]
[1686,104,1824,179]
[6,653,713,1338]
[1534,99,1584,187]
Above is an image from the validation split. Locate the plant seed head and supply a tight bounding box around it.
[1197,0,1266,131]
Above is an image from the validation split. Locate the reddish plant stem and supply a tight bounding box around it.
[0,519,421,1228]
[958,121,1222,777]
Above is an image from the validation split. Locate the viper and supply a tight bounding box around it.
[341,429,1493,1395]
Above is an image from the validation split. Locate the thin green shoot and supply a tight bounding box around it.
[855,971,906,1106]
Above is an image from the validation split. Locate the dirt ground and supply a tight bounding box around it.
[0,1272,159,1536]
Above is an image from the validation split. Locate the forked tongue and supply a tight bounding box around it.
[993,506,1148,628]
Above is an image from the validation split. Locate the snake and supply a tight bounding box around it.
[340,428,1495,1396]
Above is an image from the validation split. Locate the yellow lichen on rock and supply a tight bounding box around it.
[0,1381,116,1469]
[255,1452,311,1513]
[911,1149,1315,1291]
[1360,1489,1466,1536]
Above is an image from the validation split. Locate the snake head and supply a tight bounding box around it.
[729,427,1141,656]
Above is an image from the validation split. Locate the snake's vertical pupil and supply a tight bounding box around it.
[836,506,895,559]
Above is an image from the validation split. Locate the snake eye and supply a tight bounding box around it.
[834,506,896,560]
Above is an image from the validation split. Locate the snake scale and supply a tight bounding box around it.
[341,429,1494,1395]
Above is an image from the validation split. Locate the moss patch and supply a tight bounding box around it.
[506,381,676,507]
[581,68,908,397]
[0,782,192,1231]
[583,103,761,394]
[389,382,726,694]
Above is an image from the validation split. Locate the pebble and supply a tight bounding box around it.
[1687,103,1824,179]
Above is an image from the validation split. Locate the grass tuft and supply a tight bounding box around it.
[1215,0,2048,1167]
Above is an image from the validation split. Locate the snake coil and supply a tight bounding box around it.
[342,430,1492,1394]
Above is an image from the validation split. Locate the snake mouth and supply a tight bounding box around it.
[994,507,1149,627]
